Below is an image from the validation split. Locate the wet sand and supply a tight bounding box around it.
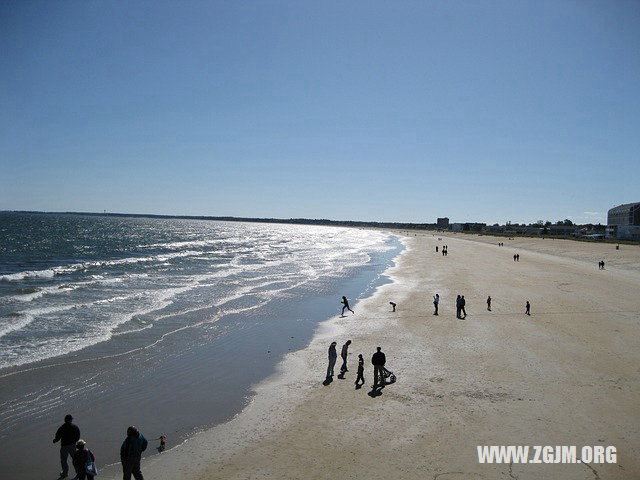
[102,233,640,480]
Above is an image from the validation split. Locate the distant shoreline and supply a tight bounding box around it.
[3,210,637,245]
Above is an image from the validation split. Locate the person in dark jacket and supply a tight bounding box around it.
[340,340,351,373]
[371,347,386,387]
[121,426,148,480]
[341,296,354,316]
[326,342,337,381]
[354,354,365,388]
[53,414,80,478]
[72,439,96,480]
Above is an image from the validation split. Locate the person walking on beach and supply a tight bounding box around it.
[513,254,517,261]
[460,295,467,318]
[516,254,520,261]
[371,347,386,387]
[456,295,462,319]
[120,426,147,480]
[72,440,96,480]
[341,296,354,316]
[433,294,439,315]
[355,354,365,388]
[389,301,396,312]
[486,296,491,311]
[326,342,337,380]
[340,340,351,373]
[525,301,531,315]
[53,414,80,478]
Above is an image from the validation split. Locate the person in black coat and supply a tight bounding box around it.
[371,347,386,387]
[53,414,80,478]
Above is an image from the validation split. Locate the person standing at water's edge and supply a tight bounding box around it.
[433,294,439,315]
[326,342,338,381]
[121,426,148,480]
[53,414,80,478]
[340,340,351,373]
[341,296,354,316]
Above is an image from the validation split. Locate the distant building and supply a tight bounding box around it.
[436,217,449,229]
[607,202,640,240]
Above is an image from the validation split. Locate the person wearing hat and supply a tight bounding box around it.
[53,414,80,478]
[120,425,148,480]
[72,439,96,480]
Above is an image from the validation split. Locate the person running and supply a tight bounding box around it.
[371,347,386,388]
[486,296,491,311]
[72,440,96,480]
[341,296,354,316]
[354,354,365,388]
[53,414,81,478]
[326,342,337,380]
[456,295,462,319]
[433,294,439,315]
[120,426,148,480]
[525,301,531,315]
[460,295,467,318]
[340,340,351,373]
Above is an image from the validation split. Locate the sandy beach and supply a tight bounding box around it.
[102,232,640,480]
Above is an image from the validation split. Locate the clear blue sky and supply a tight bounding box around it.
[1,1,638,224]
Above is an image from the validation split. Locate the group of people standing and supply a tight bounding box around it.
[53,415,151,480]
[325,341,388,390]
[432,294,531,317]
[513,254,520,261]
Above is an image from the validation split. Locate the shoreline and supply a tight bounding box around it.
[103,232,639,479]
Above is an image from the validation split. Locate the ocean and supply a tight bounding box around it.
[0,212,401,479]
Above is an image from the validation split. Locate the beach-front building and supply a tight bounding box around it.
[607,202,640,240]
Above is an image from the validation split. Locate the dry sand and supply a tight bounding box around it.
[103,232,640,480]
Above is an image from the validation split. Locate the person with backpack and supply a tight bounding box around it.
[121,426,148,480]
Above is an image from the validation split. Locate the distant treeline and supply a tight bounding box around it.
[4,210,438,230]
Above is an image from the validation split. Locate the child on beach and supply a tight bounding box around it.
[354,354,365,388]
[157,434,166,452]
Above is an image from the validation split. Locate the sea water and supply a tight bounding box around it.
[0,212,401,479]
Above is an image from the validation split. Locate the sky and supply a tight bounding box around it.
[1,1,638,225]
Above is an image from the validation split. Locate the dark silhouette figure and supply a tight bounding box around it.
[513,254,517,261]
[371,347,386,387]
[487,296,491,311]
[326,342,337,381]
[156,434,166,453]
[340,340,351,373]
[53,414,80,479]
[355,354,365,388]
[456,295,462,319]
[460,295,467,318]
[389,301,396,312]
[121,426,147,480]
[72,440,96,480]
[516,254,520,261]
[525,301,531,315]
[598,260,605,270]
[436,246,438,252]
[341,296,354,316]
[433,294,439,315]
